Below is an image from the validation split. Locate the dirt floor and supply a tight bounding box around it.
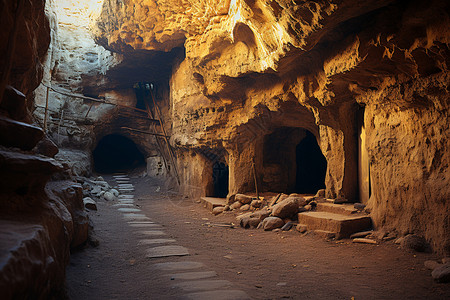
[66,174,450,299]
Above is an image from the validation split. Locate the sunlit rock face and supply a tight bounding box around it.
[94,0,450,254]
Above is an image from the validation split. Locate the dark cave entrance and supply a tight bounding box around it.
[212,161,229,198]
[93,134,146,173]
[295,131,327,194]
[262,127,327,194]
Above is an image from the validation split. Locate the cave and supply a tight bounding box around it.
[212,161,229,198]
[295,131,327,194]
[2,0,450,298]
[262,128,326,194]
[93,134,146,173]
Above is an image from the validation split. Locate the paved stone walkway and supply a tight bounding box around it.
[112,174,250,300]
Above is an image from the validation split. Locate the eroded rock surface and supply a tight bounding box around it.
[91,0,450,255]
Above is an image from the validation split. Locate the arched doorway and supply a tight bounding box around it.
[212,161,229,198]
[93,134,146,173]
[295,131,327,194]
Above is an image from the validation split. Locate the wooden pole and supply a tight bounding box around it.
[252,157,260,200]
[143,96,170,175]
[0,0,25,105]
[42,84,149,114]
[43,86,50,132]
[57,109,64,145]
[149,89,181,185]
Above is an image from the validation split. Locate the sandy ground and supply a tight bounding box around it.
[66,175,450,299]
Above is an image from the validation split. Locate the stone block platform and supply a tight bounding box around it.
[200,197,226,211]
[298,210,372,239]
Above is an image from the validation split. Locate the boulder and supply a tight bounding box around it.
[431,263,450,283]
[261,217,284,231]
[401,234,429,252]
[235,194,252,204]
[271,197,303,219]
[83,197,97,210]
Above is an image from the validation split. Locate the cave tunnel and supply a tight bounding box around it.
[93,134,146,174]
[295,131,327,194]
[212,161,229,198]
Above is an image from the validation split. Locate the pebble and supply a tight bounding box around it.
[296,224,307,233]
[212,206,225,215]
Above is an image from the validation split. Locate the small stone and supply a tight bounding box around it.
[395,237,404,245]
[303,205,312,211]
[296,224,307,233]
[223,205,230,211]
[83,197,97,210]
[315,189,325,198]
[281,221,294,231]
[273,228,281,232]
[250,200,262,208]
[110,189,119,196]
[261,216,284,231]
[212,206,225,215]
[240,217,260,229]
[424,260,441,270]
[230,201,242,210]
[354,203,366,210]
[240,204,250,211]
[235,194,253,204]
[103,191,116,201]
[431,263,450,283]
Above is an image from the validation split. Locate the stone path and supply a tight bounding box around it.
[112,174,250,300]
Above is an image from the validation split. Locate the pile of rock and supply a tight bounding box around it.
[77,176,119,210]
[226,193,317,231]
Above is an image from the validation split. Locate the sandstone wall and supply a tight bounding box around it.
[0,1,89,297]
[93,0,450,254]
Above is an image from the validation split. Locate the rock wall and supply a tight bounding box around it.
[94,0,450,254]
[0,1,89,297]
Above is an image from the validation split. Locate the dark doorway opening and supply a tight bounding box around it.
[93,134,146,173]
[295,131,327,194]
[212,161,229,198]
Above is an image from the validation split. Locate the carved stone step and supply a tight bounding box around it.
[297,211,372,239]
